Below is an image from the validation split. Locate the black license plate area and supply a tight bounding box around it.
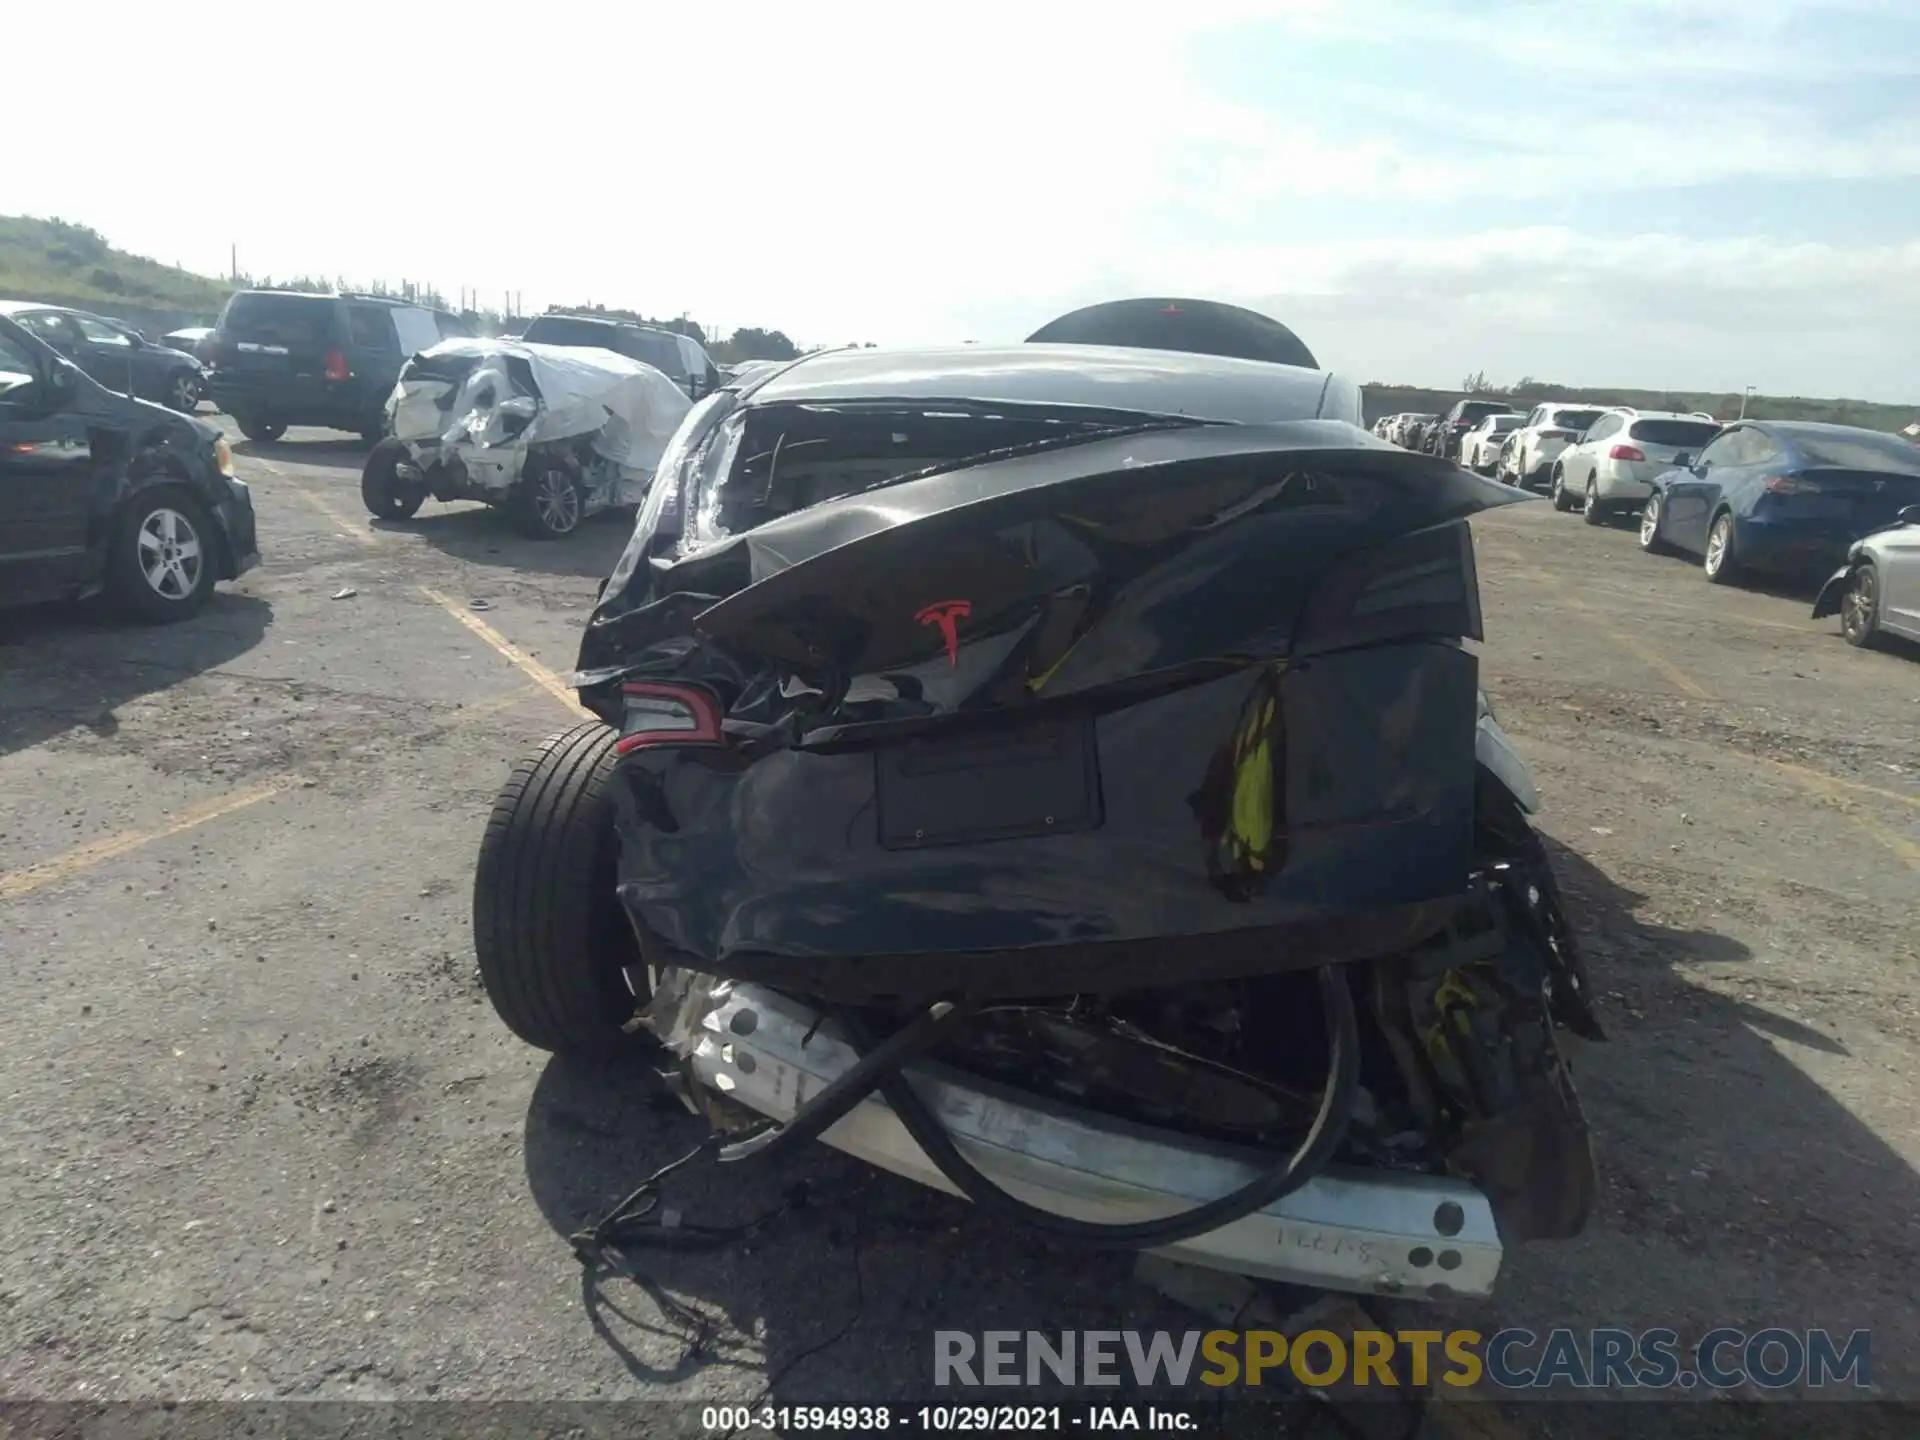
[876,714,1102,850]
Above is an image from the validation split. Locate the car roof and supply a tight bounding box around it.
[1748,420,1920,460]
[738,344,1357,425]
[1753,419,1904,441]
[1609,408,1719,422]
[0,299,69,316]
[1024,297,1318,370]
[532,313,680,338]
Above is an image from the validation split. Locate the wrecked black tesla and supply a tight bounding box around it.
[472,311,1603,1299]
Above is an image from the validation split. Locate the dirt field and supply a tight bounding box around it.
[2,425,1916,1427]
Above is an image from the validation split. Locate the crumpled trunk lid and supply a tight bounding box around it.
[599,423,1530,1000]
[685,421,1520,709]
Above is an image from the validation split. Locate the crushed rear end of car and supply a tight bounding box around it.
[540,364,1601,1294]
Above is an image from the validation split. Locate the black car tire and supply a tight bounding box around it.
[1703,511,1739,585]
[472,722,650,1058]
[1550,466,1576,511]
[360,438,425,521]
[164,371,200,413]
[514,462,585,540]
[109,486,218,623]
[1582,477,1606,525]
[1638,492,1675,555]
[1840,561,1882,649]
[235,416,286,444]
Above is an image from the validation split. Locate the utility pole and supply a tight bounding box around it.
[1739,385,1755,419]
[230,243,237,283]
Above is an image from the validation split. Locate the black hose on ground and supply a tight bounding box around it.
[838,963,1360,1250]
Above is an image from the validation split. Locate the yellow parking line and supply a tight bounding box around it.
[443,685,548,726]
[418,586,594,720]
[1519,566,1715,700]
[1508,566,1917,865]
[245,458,370,546]
[292,486,371,546]
[1597,622,1715,701]
[1758,755,1920,813]
[0,776,301,902]
[248,457,588,720]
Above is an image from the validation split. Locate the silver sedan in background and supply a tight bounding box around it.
[1813,504,1920,649]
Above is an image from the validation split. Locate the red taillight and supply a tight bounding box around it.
[1764,475,1813,495]
[1608,445,1646,462]
[323,349,350,381]
[613,683,723,754]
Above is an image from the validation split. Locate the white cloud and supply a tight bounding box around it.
[1173,229,1920,401]
[6,0,1915,397]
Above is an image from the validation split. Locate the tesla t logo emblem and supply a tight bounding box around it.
[915,600,972,667]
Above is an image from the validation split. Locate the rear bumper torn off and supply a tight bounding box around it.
[646,970,1504,1301]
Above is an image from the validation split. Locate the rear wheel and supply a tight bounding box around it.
[472,723,650,1058]
[164,371,199,413]
[1638,492,1674,555]
[1841,562,1882,649]
[234,416,286,444]
[360,438,424,521]
[1703,512,1738,584]
[515,462,584,539]
[109,487,217,623]
[1582,476,1605,525]
[1550,466,1576,511]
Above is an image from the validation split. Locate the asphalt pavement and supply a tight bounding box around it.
[1,427,1916,1428]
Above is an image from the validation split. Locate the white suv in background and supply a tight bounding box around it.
[1499,402,1606,489]
[1459,412,1525,473]
[1551,410,1724,523]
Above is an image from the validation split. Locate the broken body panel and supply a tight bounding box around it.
[386,338,689,514]
[569,341,1596,1263]
[579,348,1523,1000]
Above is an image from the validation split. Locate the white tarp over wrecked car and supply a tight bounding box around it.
[386,338,691,507]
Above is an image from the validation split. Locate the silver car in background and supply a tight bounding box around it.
[1812,503,1920,649]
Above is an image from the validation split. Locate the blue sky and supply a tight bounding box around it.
[8,0,1919,400]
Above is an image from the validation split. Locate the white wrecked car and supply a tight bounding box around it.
[359,338,691,538]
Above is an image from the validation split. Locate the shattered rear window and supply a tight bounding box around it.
[688,401,1195,548]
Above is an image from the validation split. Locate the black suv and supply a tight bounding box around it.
[1425,399,1514,460]
[206,291,473,443]
[518,314,721,399]
[0,313,258,620]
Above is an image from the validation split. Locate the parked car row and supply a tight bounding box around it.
[0,301,207,413]
[0,286,741,622]
[1380,393,1920,651]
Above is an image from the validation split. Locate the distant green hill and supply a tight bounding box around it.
[0,215,231,313]
[1362,381,1915,434]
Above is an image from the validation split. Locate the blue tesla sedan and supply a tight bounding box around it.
[1637,420,1920,584]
